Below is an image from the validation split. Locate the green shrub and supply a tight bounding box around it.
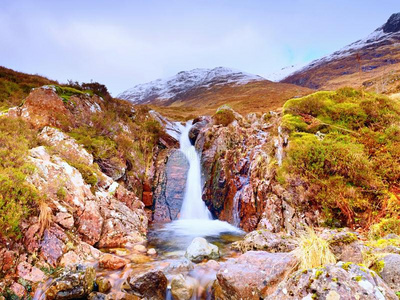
[213,106,235,126]
[281,88,400,228]
[369,217,400,239]
[0,117,39,238]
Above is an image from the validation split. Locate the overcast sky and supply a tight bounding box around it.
[1,0,398,95]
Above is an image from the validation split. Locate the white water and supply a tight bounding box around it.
[179,121,212,220]
[161,121,241,241]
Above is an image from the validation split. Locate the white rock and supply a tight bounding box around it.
[185,237,219,263]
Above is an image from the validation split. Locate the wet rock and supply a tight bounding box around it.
[133,244,147,253]
[17,262,46,283]
[153,149,189,221]
[185,237,219,263]
[171,274,195,300]
[55,212,74,230]
[213,251,297,299]
[46,265,96,300]
[232,229,296,253]
[189,116,210,145]
[99,253,130,270]
[377,254,400,292]
[126,269,168,299]
[89,292,107,300]
[106,291,140,300]
[270,262,397,300]
[96,277,112,293]
[147,248,157,256]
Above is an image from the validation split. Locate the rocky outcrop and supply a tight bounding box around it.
[232,229,296,253]
[194,110,308,232]
[213,251,297,299]
[152,149,189,221]
[270,262,397,300]
[27,145,147,252]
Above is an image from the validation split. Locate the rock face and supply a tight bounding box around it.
[195,110,308,232]
[213,251,297,299]
[152,149,189,221]
[185,237,220,263]
[383,13,400,33]
[270,262,397,300]
[378,254,400,292]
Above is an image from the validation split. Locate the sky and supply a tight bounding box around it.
[0,0,399,95]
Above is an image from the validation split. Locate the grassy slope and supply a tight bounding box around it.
[0,66,58,109]
[280,87,400,233]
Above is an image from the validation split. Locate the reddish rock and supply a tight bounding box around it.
[8,86,73,129]
[142,191,153,207]
[213,251,297,299]
[40,227,66,266]
[0,250,17,273]
[24,223,41,252]
[10,282,26,298]
[127,269,168,300]
[55,212,74,230]
[99,254,129,270]
[115,185,144,210]
[17,262,46,282]
[78,200,103,245]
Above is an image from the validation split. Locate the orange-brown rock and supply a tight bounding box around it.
[8,86,73,129]
[99,253,129,270]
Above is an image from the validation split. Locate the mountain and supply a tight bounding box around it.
[118,67,312,119]
[281,13,400,93]
[118,67,264,104]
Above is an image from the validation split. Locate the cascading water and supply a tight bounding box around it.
[178,121,212,220]
[156,121,241,241]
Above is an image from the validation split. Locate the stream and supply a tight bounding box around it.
[35,121,243,300]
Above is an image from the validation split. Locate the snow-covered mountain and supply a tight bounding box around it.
[118,67,265,104]
[281,12,400,91]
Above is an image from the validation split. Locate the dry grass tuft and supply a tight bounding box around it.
[294,227,336,270]
[38,199,52,237]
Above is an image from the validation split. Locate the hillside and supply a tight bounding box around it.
[119,67,312,119]
[282,13,400,93]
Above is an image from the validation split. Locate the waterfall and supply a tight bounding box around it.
[178,121,212,220]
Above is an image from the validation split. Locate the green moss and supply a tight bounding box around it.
[56,187,67,200]
[213,106,235,126]
[353,275,363,282]
[54,85,88,103]
[369,218,400,239]
[315,270,323,279]
[341,262,353,271]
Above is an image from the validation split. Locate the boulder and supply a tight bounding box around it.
[45,265,96,300]
[99,253,130,270]
[322,229,364,263]
[126,269,168,299]
[185,237,219,263]
[17,262,46,283]
[377,253,400,292]
[270,262,397,300]
[40,226,67,266]
[232,229,296,253]
[7,86,73,129]
[213,251,297,299]
[96,277,112,293]
[171,274,195,300]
